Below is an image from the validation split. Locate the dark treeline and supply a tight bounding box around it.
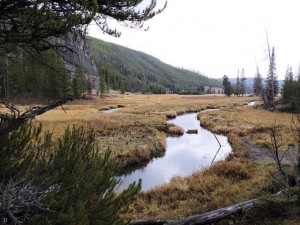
[222,45,300,112]
[281,66,300,111]
[0,49,91,102]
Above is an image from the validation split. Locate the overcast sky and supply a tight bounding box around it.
[88,0,300,80]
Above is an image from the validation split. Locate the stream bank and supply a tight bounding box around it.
[119,112,232,191]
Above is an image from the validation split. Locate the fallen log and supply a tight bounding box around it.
[130,220,175,225]
[130,198,257,225]
[169,199,257,225]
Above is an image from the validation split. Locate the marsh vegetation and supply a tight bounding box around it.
[31,94,299,222]
[2,93,299,224]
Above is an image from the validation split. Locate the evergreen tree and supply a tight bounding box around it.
[86,78,92,94]
[235,70,240,96]
[253,66,263,96]
[3,49,72,100]
[73,66,87,97]
[99,71,107,97]
[223,75,232,97]
[282,66,296,107]
[43,51,73,99]
[265,47,279,107]
[120,80,125,94]
[240,68,247,96]
[0,1,166,54]
[8,51,26,96]
[0,123,141,224]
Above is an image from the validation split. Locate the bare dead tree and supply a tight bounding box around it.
[0,178,49,225]
[266,31,274,107]
[266,120,300,187]
[291,114,300,177]
[0,94,85,137]
[267,123,287,180]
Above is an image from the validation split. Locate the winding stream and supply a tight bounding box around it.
[118,112,232,191]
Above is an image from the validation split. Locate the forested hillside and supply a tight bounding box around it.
[89,37,221,94]
[0,49,92,102]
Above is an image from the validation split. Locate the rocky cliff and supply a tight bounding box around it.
[50,33,99,89]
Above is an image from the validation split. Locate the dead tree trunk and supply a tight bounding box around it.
[130,198,257,225]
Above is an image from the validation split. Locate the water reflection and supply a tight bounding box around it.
[247,101,256,106]
[118,113,232,191]
[101,108,119,113]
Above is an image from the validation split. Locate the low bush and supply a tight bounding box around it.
[244,194,294,221]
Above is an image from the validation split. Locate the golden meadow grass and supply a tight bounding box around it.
[199,106,295,148]
[125,103,296,220]
[3,94,294,219]
[128,163,275,220]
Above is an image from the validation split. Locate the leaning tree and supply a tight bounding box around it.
[0,0,167,136]
[0,1,166,224]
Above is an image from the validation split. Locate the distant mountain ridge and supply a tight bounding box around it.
[89,37,222,93]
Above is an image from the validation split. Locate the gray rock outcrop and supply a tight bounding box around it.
[50,33,99,89]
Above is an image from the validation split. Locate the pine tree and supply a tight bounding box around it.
[265,47,279,108]
[120,80,125,94]
[73,66,87,97]
[0,123,141,224]
[99,71,106,97]
[253,66,263,96]
[223,75,232,97]
[282,66,296,107]
[240,68,247,96]
[1,1,166,54]
[235,70,240,97]
[86,78,92,94]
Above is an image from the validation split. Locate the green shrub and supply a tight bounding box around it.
[0,123,141,225]
[244,194,293,221]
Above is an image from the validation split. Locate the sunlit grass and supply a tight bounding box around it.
[127,161,275,220]
[4,93,287,220]
[199,106,295,148]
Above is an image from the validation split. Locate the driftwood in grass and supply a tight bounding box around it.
[130,198,257,225]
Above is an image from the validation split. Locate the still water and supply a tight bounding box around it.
[101,108,119,113]
[118,112,232,191]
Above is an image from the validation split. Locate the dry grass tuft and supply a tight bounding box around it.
[127,162,274,220]
[199,107,294,148]
[163,111,177,119]
[203,160,252,180]
[167,124,184,136]
[226,132,250,160]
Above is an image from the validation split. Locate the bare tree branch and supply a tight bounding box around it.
[0,95,82,137]
[0,178,48,224]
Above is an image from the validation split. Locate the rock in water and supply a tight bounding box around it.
[186,129,198,134]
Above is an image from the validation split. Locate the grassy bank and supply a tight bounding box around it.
[26,94,296,221]
[34,94,255,170]
[4,93,297,221]
[199,106,294,148]
[125,102,297,221]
